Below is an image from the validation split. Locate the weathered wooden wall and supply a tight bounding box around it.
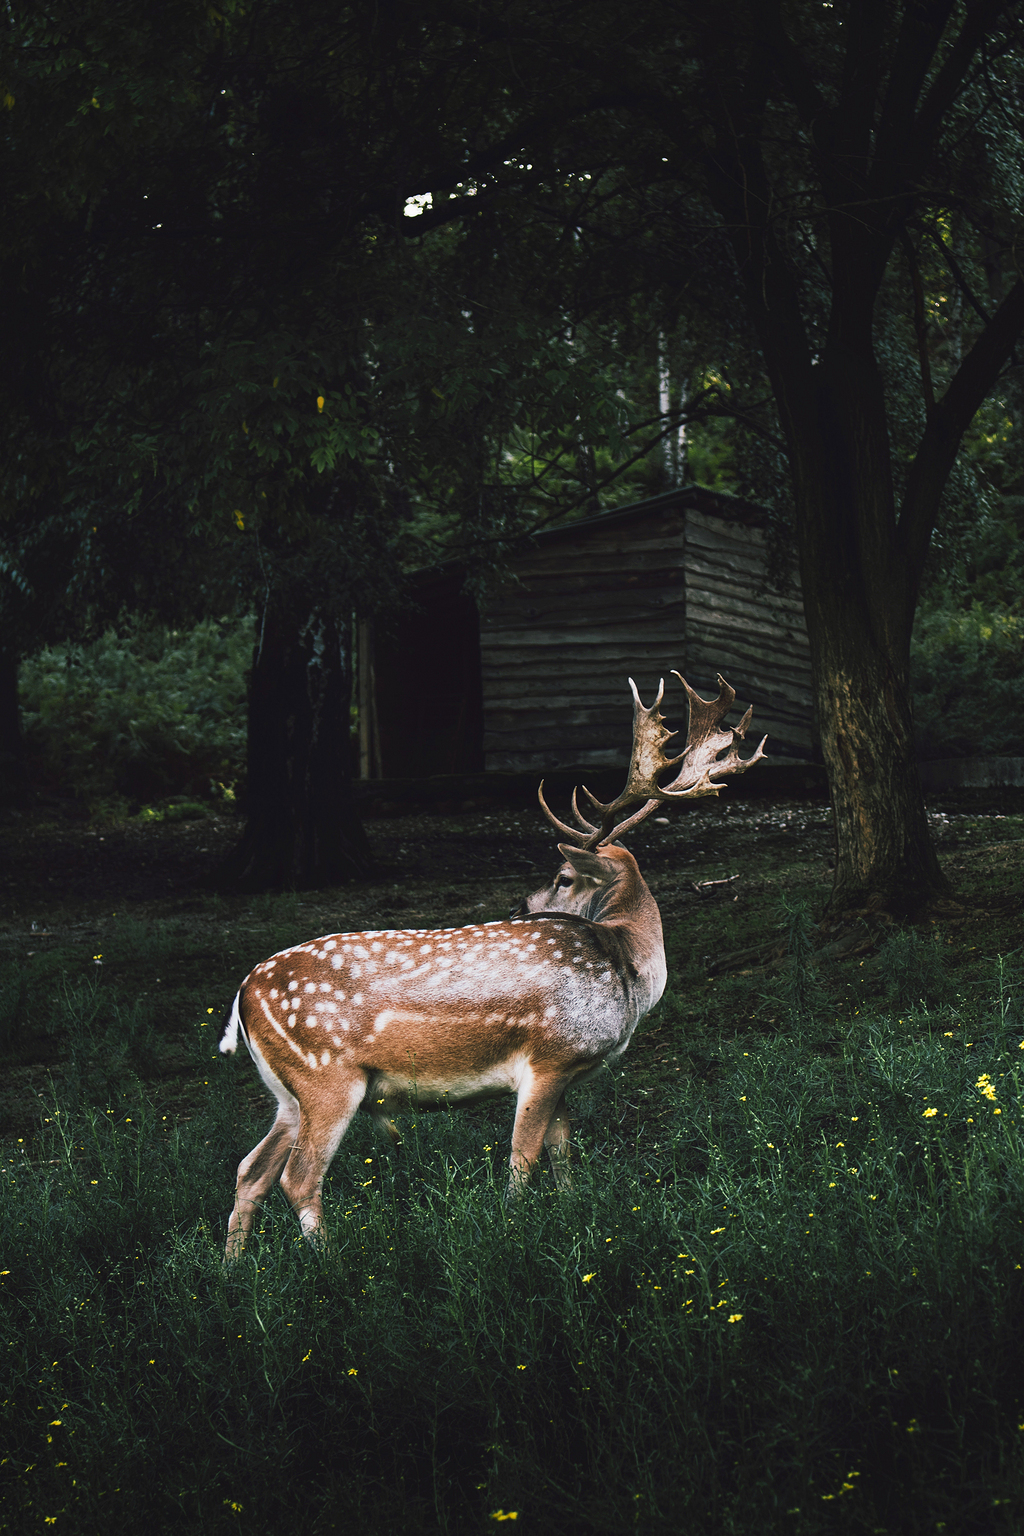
[359,489,818,780]
[683,507,816,760]
[479,501,689,772]
[479,490,816,772]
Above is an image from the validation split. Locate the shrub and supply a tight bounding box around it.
[911,601,1024,759]
[18,617,252,804]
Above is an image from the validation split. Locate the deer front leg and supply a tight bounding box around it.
[507,1072,573,1200]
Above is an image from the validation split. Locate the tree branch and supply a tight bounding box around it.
[755,3,827,126]
[871,0,957,186]
[898,277,1024,592]
[917,218,993,328]
[899,229,936,417]
[910,0,1016,158]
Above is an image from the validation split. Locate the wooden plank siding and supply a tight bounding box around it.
[479,493,817,772]
[682,507,816,761]
[358,488,818,779]
[480,503,691,771]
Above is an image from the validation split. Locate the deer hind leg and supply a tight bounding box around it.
[278,1069,369,1242]
[507,1070,574,1201]
[225,1101,299,1264]
[364,1077,402,1148]
[543,1090,573,1191]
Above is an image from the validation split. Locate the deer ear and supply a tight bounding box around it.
[557,845,617,884]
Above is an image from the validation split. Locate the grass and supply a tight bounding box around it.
[1,804,1023,1533]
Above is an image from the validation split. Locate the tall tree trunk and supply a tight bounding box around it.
[787,350,951,918]
[0,649,25,805]
[652,0,1024,916]
[216,607,372,889]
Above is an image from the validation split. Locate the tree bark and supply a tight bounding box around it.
[215,607,373,890]
[792,369,949,915]
[0,649,25,805]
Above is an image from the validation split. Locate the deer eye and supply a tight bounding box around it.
[556,873,575,888]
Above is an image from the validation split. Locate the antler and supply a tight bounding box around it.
[538,672,767,849]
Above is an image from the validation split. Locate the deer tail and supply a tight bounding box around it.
[219,992,245,1055]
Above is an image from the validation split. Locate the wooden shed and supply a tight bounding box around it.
[358,487,817,780]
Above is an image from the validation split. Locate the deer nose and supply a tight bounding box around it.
[508,899,528,919]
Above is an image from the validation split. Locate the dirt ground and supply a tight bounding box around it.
[1,788,1020,929]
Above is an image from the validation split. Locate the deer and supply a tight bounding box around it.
[218,672,765,1259]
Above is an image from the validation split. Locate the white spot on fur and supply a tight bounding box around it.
[331,954,343,969]
[288,980,298,991]
[321,1050,331,1065]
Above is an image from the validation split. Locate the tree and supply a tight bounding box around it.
[680,2,1024,914]
[480,0,1024,915]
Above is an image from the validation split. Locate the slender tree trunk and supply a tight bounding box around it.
[0,649,25,805]
[215,607,372,889]
[700,124,957,916]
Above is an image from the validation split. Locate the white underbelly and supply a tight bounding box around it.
[374,1056,525,1107]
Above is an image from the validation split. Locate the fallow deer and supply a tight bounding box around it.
[219,672,765,1258]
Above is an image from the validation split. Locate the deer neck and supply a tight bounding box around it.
[588,868,667,1011]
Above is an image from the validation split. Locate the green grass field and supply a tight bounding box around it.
[1,800,1022,1534]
